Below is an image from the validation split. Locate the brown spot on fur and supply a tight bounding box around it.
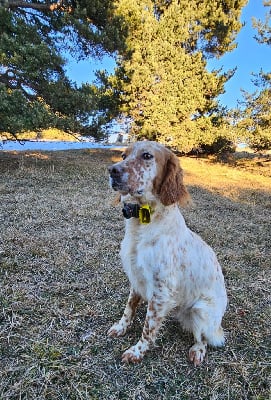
[128,293,142,319]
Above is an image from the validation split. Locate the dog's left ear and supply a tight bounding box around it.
[158,153,191,206]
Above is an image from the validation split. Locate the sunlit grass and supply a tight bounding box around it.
[181,156,271,207]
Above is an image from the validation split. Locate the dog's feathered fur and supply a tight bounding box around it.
[108,141,227,365]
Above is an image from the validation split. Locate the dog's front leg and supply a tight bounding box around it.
[122,299,165,363]
[108,287,141,337]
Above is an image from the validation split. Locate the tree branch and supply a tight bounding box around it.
[7,0,73,12]
[0,69,38,99]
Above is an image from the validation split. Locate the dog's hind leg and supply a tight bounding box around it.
[108,287,141,337]
[188,299,225,366]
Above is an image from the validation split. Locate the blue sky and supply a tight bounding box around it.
[66,0,270,110]
[207,0,270,109]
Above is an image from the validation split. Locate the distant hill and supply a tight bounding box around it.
[0,129,81,142]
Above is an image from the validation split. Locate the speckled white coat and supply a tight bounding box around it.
[108,141,227,365]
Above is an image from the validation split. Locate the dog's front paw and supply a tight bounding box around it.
[108,322,127,338]
[122,346,145,363]
[189,342,207,366]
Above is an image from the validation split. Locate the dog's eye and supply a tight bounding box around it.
[121,153,127,160]
[142,152,153,160]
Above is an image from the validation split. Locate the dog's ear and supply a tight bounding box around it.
[158,153,191,206]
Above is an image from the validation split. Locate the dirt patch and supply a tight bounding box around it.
[0,149,270,399]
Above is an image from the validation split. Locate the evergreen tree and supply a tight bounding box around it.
[0,0,124,137]
[107,0,246,151]
[253,0,271,45]
[238,74,271,150]
[239,1,271,150]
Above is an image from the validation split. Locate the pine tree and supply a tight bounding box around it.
[108,0,246,151]
[239,1,271,150]
[253,0,271,45]
[0,0,124,136]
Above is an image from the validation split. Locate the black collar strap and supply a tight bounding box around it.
[122,203,140,219]
[122,203,152,224]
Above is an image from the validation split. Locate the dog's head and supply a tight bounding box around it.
[108,141,190,206]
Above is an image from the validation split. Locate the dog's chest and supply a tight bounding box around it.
[121,239,157,300]
[120,218,177,300]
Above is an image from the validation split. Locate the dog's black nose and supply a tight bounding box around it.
[108,165,121,177]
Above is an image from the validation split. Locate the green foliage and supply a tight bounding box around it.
[0,85,53,133]
[252,0,271,45]
[239,2,271,151]
[239,77,271,151]
[199,136,236,155]
[103,0,246,151]
[0,1,124,137]
[249,129,271,151]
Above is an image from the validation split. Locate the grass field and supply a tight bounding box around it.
[0,149,270,399]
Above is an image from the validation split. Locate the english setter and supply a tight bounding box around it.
[108,141,227,365]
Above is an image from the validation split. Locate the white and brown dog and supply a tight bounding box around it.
[108,141,227,365]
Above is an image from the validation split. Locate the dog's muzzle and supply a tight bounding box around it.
[108,164,124,191]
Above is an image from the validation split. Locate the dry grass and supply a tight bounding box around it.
[0,149,270,400]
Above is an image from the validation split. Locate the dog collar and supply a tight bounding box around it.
[122,203,153,224]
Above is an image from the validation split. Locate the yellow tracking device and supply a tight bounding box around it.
[139,204,152,224]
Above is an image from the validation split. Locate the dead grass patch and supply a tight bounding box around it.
[0,149,270,399]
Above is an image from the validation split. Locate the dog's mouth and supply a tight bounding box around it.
[110,178,129,195]
[110,178,143,197]
[109,165,144,196]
